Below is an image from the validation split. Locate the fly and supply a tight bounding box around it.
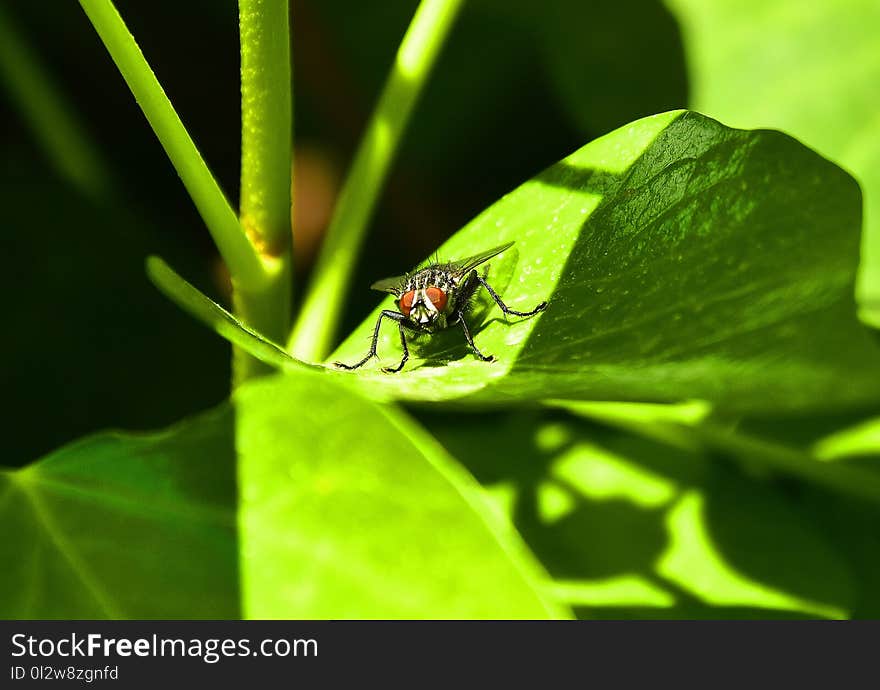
[334,241,547,373]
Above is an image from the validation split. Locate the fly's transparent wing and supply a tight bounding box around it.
[369,241,515,293]
[446,241,515,280]
[370,275,408,294]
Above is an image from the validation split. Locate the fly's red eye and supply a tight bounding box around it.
[425,286,447,312]
[398,290,415,316]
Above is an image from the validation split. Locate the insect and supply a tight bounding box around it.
[334,241,547,373]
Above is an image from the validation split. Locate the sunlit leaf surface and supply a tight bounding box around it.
[236,370,564,618]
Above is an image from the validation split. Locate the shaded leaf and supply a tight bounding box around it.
[0,407,239,618]
[665,0,880,323]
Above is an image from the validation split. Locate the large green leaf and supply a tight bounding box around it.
[422,407,863,618]
[235,370,564,618]
[664,0,880,324]
[0,370,563,619]
[330,110,880,412]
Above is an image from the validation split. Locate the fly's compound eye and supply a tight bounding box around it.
[425,286,447,312]
[398,290,415,316]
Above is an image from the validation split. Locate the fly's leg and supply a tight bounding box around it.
[382,321,411,373]
[476,274,547,317]
[334,310,406,370]
[459,314,494,362]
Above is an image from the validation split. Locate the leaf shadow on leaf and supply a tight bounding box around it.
[421,407,870,619]
[733,409,880,549]
[741,411,880,469]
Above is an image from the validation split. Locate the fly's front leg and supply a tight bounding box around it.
[382,321,412,373]
[334,310,406,370]
[476,274,547,317]
[459,314,494,362]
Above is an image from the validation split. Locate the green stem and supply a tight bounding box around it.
[239,0,293,254]
[78,0,266,290]
[288,0,465,361]
[235,0,294,382]
[0,4,112,201]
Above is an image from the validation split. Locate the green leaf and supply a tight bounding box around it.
[235,370,566,618]
[664,0,880,325]
[0,407,240,618]
[331,110,880,412]
[423,408,857,618]
[1,369,564,618]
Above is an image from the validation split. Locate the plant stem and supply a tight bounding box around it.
[0,4,112,201]
[239,0,293,255]
[288,0,465,361]
[78,0,267,291]
[236,0,293,382]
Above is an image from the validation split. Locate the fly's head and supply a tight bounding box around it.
[396,266,458,329]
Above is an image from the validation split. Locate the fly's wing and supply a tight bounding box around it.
[370,274,407,295]
[446,241,515,280]
[370,241,515,293]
